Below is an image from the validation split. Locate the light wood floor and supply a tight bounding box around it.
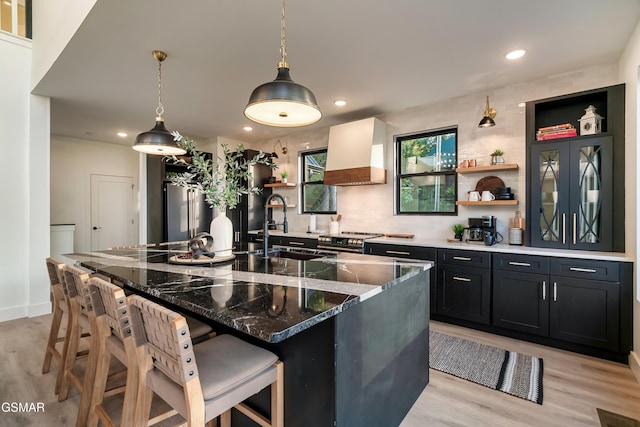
[402,321,640,427]
[1,315,639,426]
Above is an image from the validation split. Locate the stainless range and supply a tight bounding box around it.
[317,231,383,253]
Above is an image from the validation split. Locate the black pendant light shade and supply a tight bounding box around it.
[478,115,496,128]
[133,118,186,155]
[245,66,321,127]
[478,95,497,128]
[132,50,186,155]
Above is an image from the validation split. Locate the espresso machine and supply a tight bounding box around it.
[466,216,500,245]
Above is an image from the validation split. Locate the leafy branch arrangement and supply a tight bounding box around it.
[166,131,275,210]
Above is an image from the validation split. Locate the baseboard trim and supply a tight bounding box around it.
[0,302,51,323]
[0,306,27,323]
[29,302,52,318]
[630,351,640,385]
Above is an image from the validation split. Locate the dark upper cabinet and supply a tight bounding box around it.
[526,84,625,252]
[529,136,613,250]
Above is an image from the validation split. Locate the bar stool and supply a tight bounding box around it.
[84,276,140,427]
[128,294,284,427]
[43,258,90,395]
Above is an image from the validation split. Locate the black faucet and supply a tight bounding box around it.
[263,193,288,257]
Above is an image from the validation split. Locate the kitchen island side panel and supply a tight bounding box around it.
[335,270,430,427]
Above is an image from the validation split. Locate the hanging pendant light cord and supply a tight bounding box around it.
[279,0,288,67]
[156,57,165,119]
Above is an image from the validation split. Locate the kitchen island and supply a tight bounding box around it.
[67,247,432,427]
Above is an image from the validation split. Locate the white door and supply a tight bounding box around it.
[91,174,135,250]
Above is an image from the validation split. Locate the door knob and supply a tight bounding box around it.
[92,226,102,230]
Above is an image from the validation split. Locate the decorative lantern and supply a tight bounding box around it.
[578,105,603,135]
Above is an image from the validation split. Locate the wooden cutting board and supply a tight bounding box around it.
[384,233,415,239]
[475,176,506,195]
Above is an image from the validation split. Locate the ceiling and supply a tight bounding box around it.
[34,0,640,146]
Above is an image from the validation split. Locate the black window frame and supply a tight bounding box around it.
[299,148,337,215]
[395,126,458,216]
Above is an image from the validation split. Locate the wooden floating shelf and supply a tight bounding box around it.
[264,182,296,187]
[455,164,519,174]
[456,200,519,206]
[266,204,296,208]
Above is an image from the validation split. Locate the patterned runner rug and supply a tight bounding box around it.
[429,331,544,404]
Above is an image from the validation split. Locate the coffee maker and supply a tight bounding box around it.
[466,218,485,242]
[466,216,500,245]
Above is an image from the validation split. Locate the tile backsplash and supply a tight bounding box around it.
[251,63,618,241]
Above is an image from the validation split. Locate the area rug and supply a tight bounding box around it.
[429,331,544,404]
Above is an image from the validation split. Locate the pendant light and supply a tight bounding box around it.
[478,95,497,128]
[244,0,321,127]
[133,50,186,155]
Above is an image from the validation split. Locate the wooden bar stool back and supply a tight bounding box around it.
[128,295,284,427]
[85,276,139,427]
[42,258,70,379]
[55,264,94,402]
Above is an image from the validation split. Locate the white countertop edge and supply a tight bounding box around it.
[366,237,632,262]
[248,229,631,262]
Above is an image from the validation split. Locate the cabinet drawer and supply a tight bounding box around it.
[366,243,436,260]
[493,253,549,274]
[439,249,490,268]
[277,236,317,249]
[550,258,619,282]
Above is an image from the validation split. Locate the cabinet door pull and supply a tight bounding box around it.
[569,267,597,273]
[386,250,411,256]
[453,256,472,261]
[572,213,577,245]
[255,238,264,242]
[452,276,471,282]
[542,281,546,300]
[508,261,531,267]
[562,214,566,245]
[553,282,557,302]
[288,241,305,246]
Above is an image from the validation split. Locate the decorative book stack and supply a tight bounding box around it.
[536,123,577,141]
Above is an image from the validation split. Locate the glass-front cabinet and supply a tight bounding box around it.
[526,84,625,252]
[530,137,612,250]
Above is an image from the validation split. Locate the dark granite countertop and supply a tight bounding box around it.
[66,247,432,343]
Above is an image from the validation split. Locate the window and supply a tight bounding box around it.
[299,149,337,214]
[0,0,31,39]
[396,127,458,215]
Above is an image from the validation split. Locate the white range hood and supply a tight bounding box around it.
[324,117,387,186]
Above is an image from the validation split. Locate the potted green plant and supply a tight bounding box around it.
[452,224,465,240]
[166,131,274,256]
[490,149,504,165]
[280,170,288,183]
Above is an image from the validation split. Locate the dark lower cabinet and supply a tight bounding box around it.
[438,249,491,325]
[493,253,628,355]
[493,270,549,336]
[438,264,491,324]
[550,276,619,350]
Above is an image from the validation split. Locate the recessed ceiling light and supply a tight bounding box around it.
[334,99,347,107]
[506,49,526,60]
[117,132,128,138]
[243,126,253,131]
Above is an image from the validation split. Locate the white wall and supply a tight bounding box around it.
[252,63,620,240]
[619,18,640,380]
[50,136,140,252]
[0,32,51,321]
[30,0,97,89]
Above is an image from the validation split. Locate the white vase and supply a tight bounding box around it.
[210,210,233,257]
